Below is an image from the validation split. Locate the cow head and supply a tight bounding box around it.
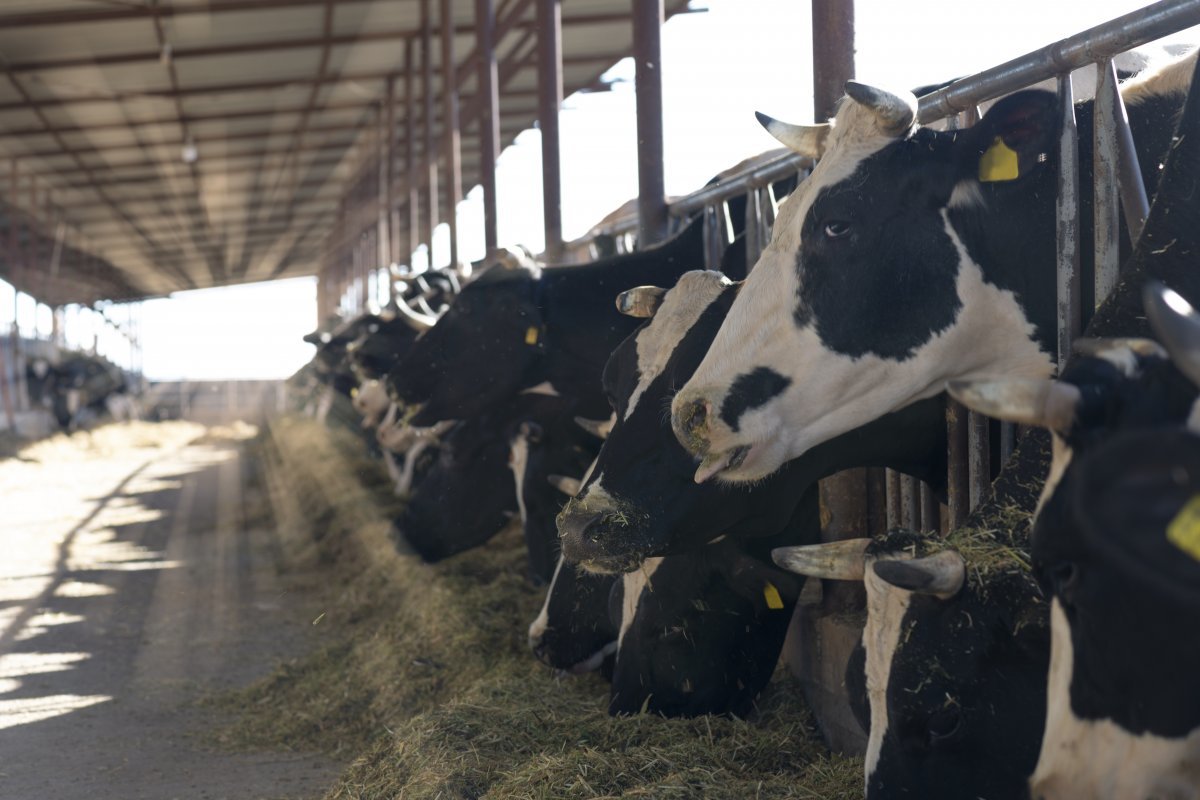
[672,84,1059,482]
[774,529,1048,799]
[527,553,618,676]
[557,270,948,574]
[394,411,518,563]
[1029,430,1200,800]
[387,267,544,427]
[608,518,805,718]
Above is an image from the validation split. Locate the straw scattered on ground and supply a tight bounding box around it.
[211,413,863,799]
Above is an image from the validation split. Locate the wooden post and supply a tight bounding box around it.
[441,0,464,269]
[476,0,500,256]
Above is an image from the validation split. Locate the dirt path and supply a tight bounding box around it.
[0,423,339,800]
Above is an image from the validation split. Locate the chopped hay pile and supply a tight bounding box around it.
[216,414,862,799]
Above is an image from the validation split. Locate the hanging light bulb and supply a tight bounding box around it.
[181,135,198,164]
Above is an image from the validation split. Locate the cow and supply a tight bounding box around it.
[30,352,132,432]
[950,286,1200,800]
[531,494,810,718]
[1028,427,1200,800]
[669,53,1197,484]
[768,47,1200,796]
[556,269,947,574]
[386,214,713,427]
[385,146,805,430]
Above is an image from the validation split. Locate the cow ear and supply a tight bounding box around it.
[961,90,1058,184]
[719,548,802,610]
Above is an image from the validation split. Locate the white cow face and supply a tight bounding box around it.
[671,86,1059,483]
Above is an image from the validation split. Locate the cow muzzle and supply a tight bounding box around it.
[557,500,654,574]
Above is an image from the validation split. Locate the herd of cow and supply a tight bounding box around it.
[291,48,1200,799]
[22,349,137,432]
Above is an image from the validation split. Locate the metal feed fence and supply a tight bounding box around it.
[606,0,1200,535]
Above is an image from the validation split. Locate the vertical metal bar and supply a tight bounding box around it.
[404,39,419,268]
[441,0,463,269]
[537,0,564,262]
[703,204,723,270]
[885,468,901,530]
[1093,58,1121,309]
[0,330,13,432]
[744,186,762,268]
[1057,72,1082,370]
[421,0,439,266]
[384,75,397,282]
[901,474,919,530]
[919,482,938,534]
[967,411,990,510]
[378,85,394,284]
[1107,64,1150,244]
[947,396,970,527]
[811,0,854,121]
[632,0,668,247]
[999,421,1017,462]
[476,0,501,257]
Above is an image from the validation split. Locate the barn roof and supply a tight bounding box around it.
[0,0,695,305]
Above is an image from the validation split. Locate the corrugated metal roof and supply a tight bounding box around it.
[0,0,694,304]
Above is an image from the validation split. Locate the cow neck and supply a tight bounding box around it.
[536,217,707,416]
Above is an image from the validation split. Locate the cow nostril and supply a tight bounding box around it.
[675,398,712,444]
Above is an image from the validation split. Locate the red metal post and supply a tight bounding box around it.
[537,0,564,261]
[632,0,667,247]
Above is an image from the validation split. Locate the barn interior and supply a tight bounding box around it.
[1,1,1199,798]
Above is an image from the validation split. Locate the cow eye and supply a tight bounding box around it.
[1050,561,1078,602]
[927,707,962,745]
[823,220,851,239]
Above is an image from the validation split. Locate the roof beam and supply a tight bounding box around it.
[0,0,375,29]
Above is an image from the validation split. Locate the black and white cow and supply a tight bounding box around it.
[386,214,713,427]
[768,49,1200,795]
[531,498,809,718]
[949,286,1200,799]
[557,270,947,574]
[670,54,1196,484]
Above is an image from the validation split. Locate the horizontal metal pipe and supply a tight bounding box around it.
[918,0,1200,123]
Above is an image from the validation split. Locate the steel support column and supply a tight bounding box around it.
[441,0,463,269]
[476,0,501,256]
[1093,58,1121,308]
[537,0,564,261]
[421,0,439,267]
[632,0,667,247]
[811,0,854,120]
[405,39,420,267]
[1057,72,1082,370]
[379,79,396,298]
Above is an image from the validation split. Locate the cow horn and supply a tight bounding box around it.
[844,81,918,134]
[574,415,613,440]
[948,378,1081,433]
[754,112,830,158]
[547,474,582,496]
[1072,336,1167,361]
[1144,281,1200,388]
[872,550,965,598]
[616,286,668,318]
[771,538,870,581]
[393,299,439,332]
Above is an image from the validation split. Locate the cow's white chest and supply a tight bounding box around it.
[1031,600,1200,800]
[618,557,664,649]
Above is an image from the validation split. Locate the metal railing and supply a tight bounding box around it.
[608,0,1200,533]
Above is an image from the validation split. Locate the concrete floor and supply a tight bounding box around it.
[0,423,338,800]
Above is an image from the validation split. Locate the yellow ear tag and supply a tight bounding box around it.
[524,326,539,346]
[1167,494,1200,562]
[763,582,784,610]
[979,136,1020,183]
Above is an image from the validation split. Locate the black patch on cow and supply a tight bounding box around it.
[1035,429,1200,739]
[791,130,964,360]
[719,367,792,431]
